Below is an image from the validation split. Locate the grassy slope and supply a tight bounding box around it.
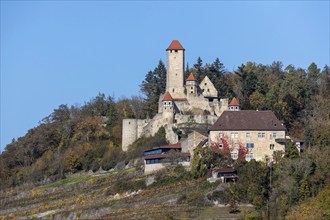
[0,168,252,219]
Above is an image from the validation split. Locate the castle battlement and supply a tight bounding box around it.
[122,40,228,151]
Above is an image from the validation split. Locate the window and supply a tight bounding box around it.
[258,132,265,139]
[219,144,223,148]
[231,132,238,139]
[246,143,254,148]
[272,132,277,138]
[246,132,251,138]
[175,50,178,52]
[231,152,238,160]
[204,82,207,85]
[234,143,239,149]
[191,87,193,89]
[270,144,275,150]
[246,153,254,159]
[207,89,210,92]
[219,133,223,138]
[235,106,238,110]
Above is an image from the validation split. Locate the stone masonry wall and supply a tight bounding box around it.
[166,50,185,99]
[209,130,286,161]
[122,119,149,151]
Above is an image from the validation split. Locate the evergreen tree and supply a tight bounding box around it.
[140,60,167,117]
[209,58,228,97]
[234,64,258,109]
[306,62,321,98]
[194,57,204,82]
[319,65,330,97]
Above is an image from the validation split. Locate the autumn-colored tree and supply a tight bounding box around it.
[64,149,81,173]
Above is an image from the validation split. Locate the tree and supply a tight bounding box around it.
[319,65,330,97]
[140,60,167,117]
[249,91,267,110]
[64,149,81,173]
[235,64,258,109]
[194,57,204,82]
[209,58,229,97]
[306,62,321,98]
[285,142,299,159]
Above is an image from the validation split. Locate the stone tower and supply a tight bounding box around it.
[166,40,185,99]
[186,73,197,96]
[162,91,174,124]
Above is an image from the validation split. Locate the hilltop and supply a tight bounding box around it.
[1,41,330,219]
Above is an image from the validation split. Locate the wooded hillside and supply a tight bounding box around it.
[1,59,329,219]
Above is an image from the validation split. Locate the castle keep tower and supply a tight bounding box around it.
[166,40,185,99]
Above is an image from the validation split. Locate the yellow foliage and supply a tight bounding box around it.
[287,186,330,220]
[31,188,43,197]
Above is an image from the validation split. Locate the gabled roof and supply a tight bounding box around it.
[162,92,173,101]
[228,97,240,106]
[186,73,196,81]
[144,152,190,160]
[213,168,236,173]
[166,40,185,51]
[209,110,286,131]
[160,143,182,149]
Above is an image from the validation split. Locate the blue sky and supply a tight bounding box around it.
[1,1,329,152]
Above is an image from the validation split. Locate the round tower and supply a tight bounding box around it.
[166,40,185,99]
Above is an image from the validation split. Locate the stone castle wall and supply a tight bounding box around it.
[181,131,208,163]
[199,76,218,97]
[122,119,150,151]
[175,114,218,125]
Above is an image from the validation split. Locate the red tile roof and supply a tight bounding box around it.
[144,152,190,160]
[186,73,196,81]
[228,97,240,106]
[160,143,182,149]
[162,92,173,101]
[166,40,185,51]
[172,98,187,101]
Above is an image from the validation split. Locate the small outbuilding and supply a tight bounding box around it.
[207,168,238,183]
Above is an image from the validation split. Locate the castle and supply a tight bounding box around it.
[122,40,229,151]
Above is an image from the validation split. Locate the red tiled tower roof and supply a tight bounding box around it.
[228,97,240,106]
[166,40,185,51]
[162,92,173,101]
[186,73,196,81]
